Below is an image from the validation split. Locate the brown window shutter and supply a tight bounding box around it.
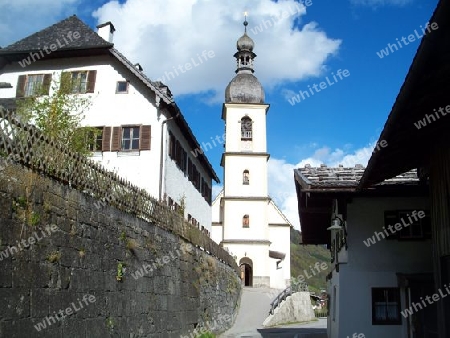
[102,127,112,151]
[183,150,187,172]
[43,74,52,94]
[86,70,97,93]
[171,135,176,158]
[169,133,175,158]
[189,159,192,180]
[111,126,122,151]
[175,140,180,166]
[140,125,151,150]
[16,75,26,98]
[177,142,182,167]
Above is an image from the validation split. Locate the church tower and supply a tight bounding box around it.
[212,18,291,289]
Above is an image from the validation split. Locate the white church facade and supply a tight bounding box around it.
[212,20,291,289]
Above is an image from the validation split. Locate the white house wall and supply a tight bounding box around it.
[268,200,291,287]
[211,191,224,244]
[222,104,268,153]
[164,119,213,232]
[269,224,291,287]
[329,196,432,338]
[223,155,268,197]
[0,55,213,231]
[222,200,269,240]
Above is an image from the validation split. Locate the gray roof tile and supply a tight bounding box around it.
[295,165,418,190]
[0,15,112,54]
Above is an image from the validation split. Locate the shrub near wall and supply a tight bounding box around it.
[0,157,241,338]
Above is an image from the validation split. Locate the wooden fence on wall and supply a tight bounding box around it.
[0,107,239,273]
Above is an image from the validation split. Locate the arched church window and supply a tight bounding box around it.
[243,214,250,227]
[241,116,252,140]
[243,170,249,185]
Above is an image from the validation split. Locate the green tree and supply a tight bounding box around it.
[15,72,98,156]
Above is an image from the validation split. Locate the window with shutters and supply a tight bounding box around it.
[69,70,96,94]
[16,74,52,97]
[121,126,140,150]
[196,170,201,190]
[168,132,175,158]
[192,166,197,187]
[188,158,193,181]
[182,149,187,173]
[201,178,207,197]
[107,125,151,152]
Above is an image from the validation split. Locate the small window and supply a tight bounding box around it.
[372,288,401,325]
[243,215,249,227]
[241,116,252,140]
[243,170,249,185]
[116,81,129,93]
[121,126,140,150]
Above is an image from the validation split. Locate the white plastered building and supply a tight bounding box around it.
[0,16,219,233]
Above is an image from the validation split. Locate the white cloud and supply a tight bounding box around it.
[0,0,80,47]
[93,0,341,98]
[350,0,413,7]
[268,142,377,231]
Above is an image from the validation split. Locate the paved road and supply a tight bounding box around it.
[219,288,327,338]
[258,318,327,338]
[219,287,278,338]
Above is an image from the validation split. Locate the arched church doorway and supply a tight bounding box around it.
[239,257,253,287]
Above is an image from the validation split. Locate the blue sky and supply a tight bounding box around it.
[0,0,439,228]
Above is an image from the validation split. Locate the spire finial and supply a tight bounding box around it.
[243,11,248,33]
